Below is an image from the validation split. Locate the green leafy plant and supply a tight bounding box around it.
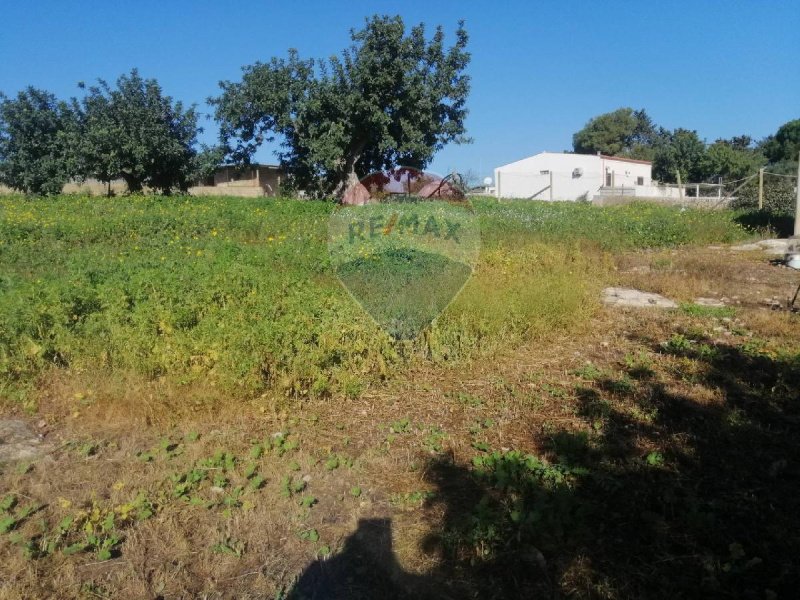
[212,537,245,557]
[680,303,736,319]
[299,495,317,508]
[388,418,412,434]
[456,392,483,408]
[280,475,306,498]
[573,363,604,380]
[423,427,446,453]
[298,529,319,543]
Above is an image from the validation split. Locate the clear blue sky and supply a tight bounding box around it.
[1,1,798,180]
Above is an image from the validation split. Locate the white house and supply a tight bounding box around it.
[494,152,679,201]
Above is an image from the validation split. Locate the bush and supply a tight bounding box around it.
[732,177,796,216]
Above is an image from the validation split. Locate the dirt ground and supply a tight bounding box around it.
[1,246,799,599]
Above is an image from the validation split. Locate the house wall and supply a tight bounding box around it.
[63,178,128,195]
[213,166,259,188]
[495,153,603,200]
[599,157,652,189]
[0,165,283,197]
[256,166,281,195]
[495,152,653,201]
[188,185,265,198]
[209,166,282,195]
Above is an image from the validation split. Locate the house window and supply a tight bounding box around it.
[540,170,550,175]
[636,176,644,185]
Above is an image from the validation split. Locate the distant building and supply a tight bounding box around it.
[190,164,283,197]
[14,163,286,197]
[493,152,683,202]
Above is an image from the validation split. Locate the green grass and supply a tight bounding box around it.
[0,195,752,405]
[680,302,736,319]
[337,248,472,340]
[474,198,751,250]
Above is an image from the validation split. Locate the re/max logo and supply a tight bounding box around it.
[348,213,462,244]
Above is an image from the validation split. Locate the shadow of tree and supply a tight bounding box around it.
[734,210,794,238]
[287,341,800,599]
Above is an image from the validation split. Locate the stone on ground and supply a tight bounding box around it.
[757,239,790,256]
[602,287,678,309]
[726,239,791,255]
[0,419,49,463]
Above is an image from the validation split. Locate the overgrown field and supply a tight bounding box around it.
[5,195,800,599]
[0,195,750,410]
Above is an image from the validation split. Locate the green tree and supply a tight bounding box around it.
[192,145,226,185]
[0,87,80,195]
[652,128,707,183]
[572,108,657,158]
[211,15,471,197]
[760,118,800,173]
[79,69,201,194]
[697,139,764,182]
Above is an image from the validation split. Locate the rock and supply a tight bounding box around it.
[0,419,50,463]
[729,243,762,251]
[757,239,790,250]
[602,287,677,309]
[341,181,370,206]
[694,297,726,307]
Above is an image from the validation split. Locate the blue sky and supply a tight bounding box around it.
[1,1,798,180]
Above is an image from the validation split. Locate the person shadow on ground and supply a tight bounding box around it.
[285,517,444,600]
[286,340,800,599]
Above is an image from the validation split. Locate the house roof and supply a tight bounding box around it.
[495,151,652,171]
[217,163,281,169]
[599,154,652,165]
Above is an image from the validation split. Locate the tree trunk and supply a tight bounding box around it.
[120,172,143,194]
[334,141,366,201]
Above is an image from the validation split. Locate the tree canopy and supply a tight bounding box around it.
[0,88,80,195]
[698,139,764,182]
[651,128,707,183]
[0,70,204,195]
[571,108,800,185]
[211,15,471,197]
[572,108,658,159]
[79,69,202,194]
[761,119,800,171]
